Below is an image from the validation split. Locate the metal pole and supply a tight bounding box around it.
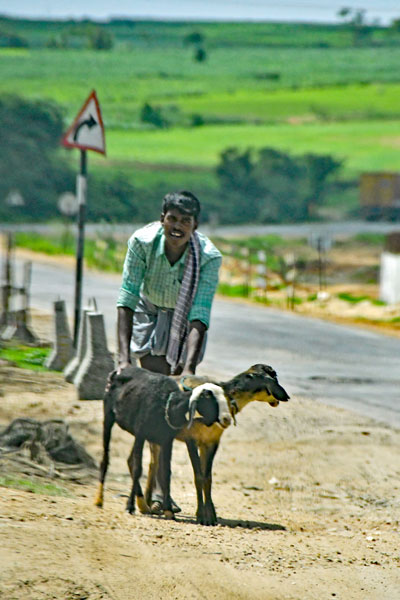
[73,150,87,346]
[1,233,13,326]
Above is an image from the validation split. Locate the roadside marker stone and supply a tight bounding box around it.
[45,300,74,370]
[63,307,91,382]
[73,311,114,400]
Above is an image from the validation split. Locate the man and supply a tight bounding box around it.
[116,190,222,513]
[117,190,221,377]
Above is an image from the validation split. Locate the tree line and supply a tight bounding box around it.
[0,95,344,225]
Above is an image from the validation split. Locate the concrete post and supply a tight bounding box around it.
[1,309,38,344]
[45,300,74,370]
[73,312,115,400]
[63,307,91,382]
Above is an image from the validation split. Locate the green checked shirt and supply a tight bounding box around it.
[117,222,222,328]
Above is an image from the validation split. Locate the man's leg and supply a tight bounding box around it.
[139,353,182,513]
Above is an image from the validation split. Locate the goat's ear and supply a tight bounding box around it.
[269,380,290,401]
[188,399,198,428]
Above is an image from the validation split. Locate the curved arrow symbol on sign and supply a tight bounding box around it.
[73,114,97,142]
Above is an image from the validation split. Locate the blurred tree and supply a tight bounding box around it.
[140,102,166,128]
[0,95,73,221]
[183,30,208,62]
[301,153,342,217]
[0,28,29,47]
[88,27,114,50]
[194,47,207,62]
[337,7,372,45]
[183,31,205,46]
[216,147,342,223]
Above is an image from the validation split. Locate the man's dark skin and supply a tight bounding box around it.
[117,208,207,376]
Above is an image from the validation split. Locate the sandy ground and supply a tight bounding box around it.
[1,328,400,599]
[0,246,399,599]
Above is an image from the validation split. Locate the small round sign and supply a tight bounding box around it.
[58,192,78,216]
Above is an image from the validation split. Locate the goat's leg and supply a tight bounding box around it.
[200,442,219,526]
[158,441,174,519]
[94,405,115,508]
[185,439,206,524]
[144,442,160,510]
[126,437,148,514]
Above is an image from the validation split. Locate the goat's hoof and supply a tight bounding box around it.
[198,517,217,526]
[137,496,151,514]
[197,512,217,526]
[163,510,175,520]
[94,497,103,508]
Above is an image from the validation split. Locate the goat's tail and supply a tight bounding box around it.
[94,402,116,508]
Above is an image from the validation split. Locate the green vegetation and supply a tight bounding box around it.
[216,147,341,222]
[1,17,400,224]
[336,292,386,305]
[0,474,70,496]
[0,344,51,370]
[14,231,126,272]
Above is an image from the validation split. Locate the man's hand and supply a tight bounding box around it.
[117,360,131,375]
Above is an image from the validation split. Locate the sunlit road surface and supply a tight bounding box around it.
[13,256,400,428]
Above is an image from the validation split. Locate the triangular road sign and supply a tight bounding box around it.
[62,90,106,155]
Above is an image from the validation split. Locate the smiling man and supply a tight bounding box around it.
[116,191,222,378]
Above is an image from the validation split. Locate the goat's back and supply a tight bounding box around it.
[109,366,182,443]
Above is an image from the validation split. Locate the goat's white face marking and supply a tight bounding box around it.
[189,383,232,428]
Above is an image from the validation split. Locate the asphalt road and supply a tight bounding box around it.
[11,257,400,428]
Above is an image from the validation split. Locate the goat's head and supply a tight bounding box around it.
[223,363,289,408]
[188,383,232,429]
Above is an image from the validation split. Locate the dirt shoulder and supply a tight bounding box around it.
[1,248,399,599]
[1,353,399,599]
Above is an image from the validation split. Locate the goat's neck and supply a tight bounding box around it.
[166,396,189,429]
[223,386,273,415]
[223,390,254,415]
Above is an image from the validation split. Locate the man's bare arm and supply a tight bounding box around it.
[181,320,207,375]
[117,306,134,371]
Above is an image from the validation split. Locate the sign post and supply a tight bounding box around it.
[61,90,106,346]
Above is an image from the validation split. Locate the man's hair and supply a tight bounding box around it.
[161,191,201,220]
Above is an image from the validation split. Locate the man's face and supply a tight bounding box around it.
[161,209,197,250]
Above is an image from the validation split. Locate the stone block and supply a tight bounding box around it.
[73,312,115,400]
[45,300,74,371]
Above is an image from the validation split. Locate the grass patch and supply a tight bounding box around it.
[14,231,75,256]
[353,233,386,246]
[336,292,385,305]
[218,283,251,297]
[0,345,51,371]
[337,292,369,303]
[0,475,71,497]
[14,231,126,273]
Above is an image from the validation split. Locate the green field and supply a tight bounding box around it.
[2,45,400,173]
[2,47,400,125]
[2,18,400,221]
[104,119,400,176]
